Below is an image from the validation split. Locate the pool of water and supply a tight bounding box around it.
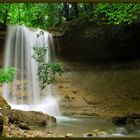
[32,116,140,137]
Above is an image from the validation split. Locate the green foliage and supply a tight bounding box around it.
[32,33,64,91]
[0,67,16,84]
[94,3,140,25]
[0,3,140,27]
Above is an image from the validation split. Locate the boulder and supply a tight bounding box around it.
[0,95,11,109]
[0,109,56,127]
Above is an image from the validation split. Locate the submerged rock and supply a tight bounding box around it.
[84,130,108,137]
[65,133,73,137]
[0,109,56,127]
[114,127,128,135]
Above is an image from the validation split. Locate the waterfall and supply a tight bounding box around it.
[3,25,60,116]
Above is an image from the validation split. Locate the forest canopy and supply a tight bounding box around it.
[0,3,140,29]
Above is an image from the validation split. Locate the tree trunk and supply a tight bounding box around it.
[3,9,8,25]
[3,5,9,25]
[63,3,69,21]
[72,3,79,18]
[83,3,87,13]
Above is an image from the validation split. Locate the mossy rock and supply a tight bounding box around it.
[0,95,11,110]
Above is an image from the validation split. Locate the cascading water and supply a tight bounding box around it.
[3,25,60,116]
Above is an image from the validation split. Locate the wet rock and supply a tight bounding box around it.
[84,133,93,137]
[126,124,136,133]
[19,122,30,130]
[0,109,56,127]
[112,116,127,125]
[92,129,108,137]
[134,119,140,127]
[112,113,140,126]
[96,131,108,137]
[51,116,57,123]
[65,133,73,137]
[115,127,128,135]
[47,131,53,134]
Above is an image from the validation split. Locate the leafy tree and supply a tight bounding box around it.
[94,3,140,25]
[0,3,140,28]
[0,67,16,84]
[32,31,64,91]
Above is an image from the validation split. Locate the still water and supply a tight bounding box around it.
[32,116,140,137]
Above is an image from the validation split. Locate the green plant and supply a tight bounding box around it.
[94,3,140,25]
[32,32,64,91]
[0,67,16,84]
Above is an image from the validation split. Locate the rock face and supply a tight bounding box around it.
[0,109,56,127]
[0,95,11,109]
[56,19,140,62]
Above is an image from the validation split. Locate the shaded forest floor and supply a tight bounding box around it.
[52,59,140,119]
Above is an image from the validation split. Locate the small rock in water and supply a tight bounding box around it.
[112,116,127,125]
[85,133,93,137]
[47,131,53,134]
[134,119,140,127]
[72,89,78,94]
[64,95,70,100]
[71,97,75,100]
[93,129,99,132]
[97,131,108,137]
[115,127,128,135]
[58,85,63,88]
[65,133,73,137]
[19,122,30,130]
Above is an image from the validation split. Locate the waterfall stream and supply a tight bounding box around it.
[3,25,59,116]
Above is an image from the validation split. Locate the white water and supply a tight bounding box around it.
[3,25,60,116]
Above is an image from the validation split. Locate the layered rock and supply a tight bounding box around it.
[55,19,140,62]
